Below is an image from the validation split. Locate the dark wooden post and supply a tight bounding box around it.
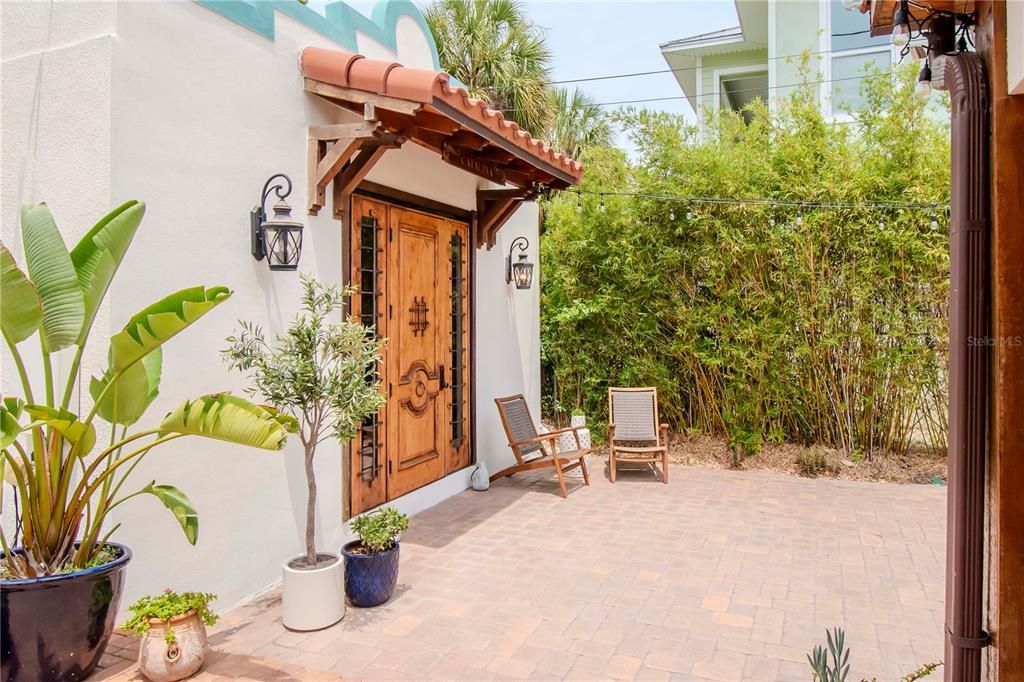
[940,50,991,682]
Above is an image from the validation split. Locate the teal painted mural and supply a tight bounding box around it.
[196,0,441,69]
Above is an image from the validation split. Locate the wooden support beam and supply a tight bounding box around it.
[332,134,404,219]
[309,121,379,140]
[304,78,422,116]
[477,147,517,164]
[475,187,536,249]
[448,131,489,151]
[483,200,522,249]
[307,121,396,215]
[413,110,462,135]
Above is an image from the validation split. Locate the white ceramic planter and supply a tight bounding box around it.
[138,610,207,682]
[281,552,345,631]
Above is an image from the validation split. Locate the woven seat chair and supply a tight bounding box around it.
[493,394,590,497]
[608,387,669,483]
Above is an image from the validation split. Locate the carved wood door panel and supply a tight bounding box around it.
[386,207,447,499]
[348,196,473,517]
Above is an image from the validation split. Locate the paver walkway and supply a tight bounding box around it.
[97,461,946,681]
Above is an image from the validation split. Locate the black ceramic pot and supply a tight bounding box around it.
[342,541,399,608]
[1,543,131,682]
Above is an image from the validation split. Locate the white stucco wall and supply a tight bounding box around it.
[2,0,542,615]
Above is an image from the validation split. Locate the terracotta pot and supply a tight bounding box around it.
[137,610,208,682]
[1,542,131,682]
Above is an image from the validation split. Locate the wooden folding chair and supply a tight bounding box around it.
[608,387,669,483]
[492,394,591,497]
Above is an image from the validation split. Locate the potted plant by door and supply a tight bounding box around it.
[224,275,385,631]
[122,590,218,682]
[343,507,409,607]
[0,202,296,682]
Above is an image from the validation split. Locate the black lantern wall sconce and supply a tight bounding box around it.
[505,236,534,290]
[251,173,304,271]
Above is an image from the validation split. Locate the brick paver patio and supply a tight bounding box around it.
[98,461,946,681]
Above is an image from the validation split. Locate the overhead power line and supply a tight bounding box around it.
[501,71,895,112]
[553,41,888,85]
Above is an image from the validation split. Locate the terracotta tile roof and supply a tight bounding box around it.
[300,46,583,186]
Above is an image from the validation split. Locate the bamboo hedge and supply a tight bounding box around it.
[541,66,950,456]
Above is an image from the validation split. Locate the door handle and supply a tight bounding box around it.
[438,364,448,390]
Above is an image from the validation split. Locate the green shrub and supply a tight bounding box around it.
[808,627,850,682]
[541,60,949,457]
[808,627,940,681]
[728,427,761,466]
[122,590,218,644]
[797,447,840,477]
[350,506,409,554]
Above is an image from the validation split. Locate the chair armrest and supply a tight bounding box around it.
[513,429,573,447]
[541,425,583,438]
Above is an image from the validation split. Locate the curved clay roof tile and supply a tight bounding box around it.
[347,58,401,96]
[386,68,449,103]
[299,46,583,184]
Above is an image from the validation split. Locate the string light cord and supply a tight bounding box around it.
[563,188,947,213]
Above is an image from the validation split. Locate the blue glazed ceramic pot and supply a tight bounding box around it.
[1,543,131,682]
[341,541,400,608]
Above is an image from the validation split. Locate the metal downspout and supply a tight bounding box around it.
[939,51,991,682]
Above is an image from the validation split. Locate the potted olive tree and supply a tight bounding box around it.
[224,275,384,631]
[0,202,296,682]
[344,507,409,607]
[123,590,218,682]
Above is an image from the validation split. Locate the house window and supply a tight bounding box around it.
[828,0,891,116]
[358,214,383,482]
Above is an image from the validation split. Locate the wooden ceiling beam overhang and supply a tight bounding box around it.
[304,78,421,116]
[429,98,577,189]
[477,188,539,249]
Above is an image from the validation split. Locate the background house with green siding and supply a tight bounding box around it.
[660,0,901,123]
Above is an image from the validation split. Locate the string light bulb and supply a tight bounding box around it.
[669,208,676,221]
[879,219,885,230]
[916,60,932,100]
[576,192,582,211]
[686,205,694,221]
[769,215,776,227]
[891,1,910,46]
[931,214,939,230]
[796,210,803,226]
[599,195,606,213]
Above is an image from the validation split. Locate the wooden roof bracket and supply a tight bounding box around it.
[307,105,404,216]
[476,187,539,249]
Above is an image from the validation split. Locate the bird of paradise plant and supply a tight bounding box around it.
[0,200,297,578]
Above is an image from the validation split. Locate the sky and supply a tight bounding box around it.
[521,1,740,122]
[338,0,745,143]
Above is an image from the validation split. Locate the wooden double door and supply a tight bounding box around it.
[349,195,472,516]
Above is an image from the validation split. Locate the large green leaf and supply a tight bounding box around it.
[140,482,198,545]
[23,404,96,457]
[109,286,231,373]
[20,203,85,352]
[90,348,162,425]
[160,394,297,450]
[0,244,42,344]
[70,201,145,345]
[0,397,26,449]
